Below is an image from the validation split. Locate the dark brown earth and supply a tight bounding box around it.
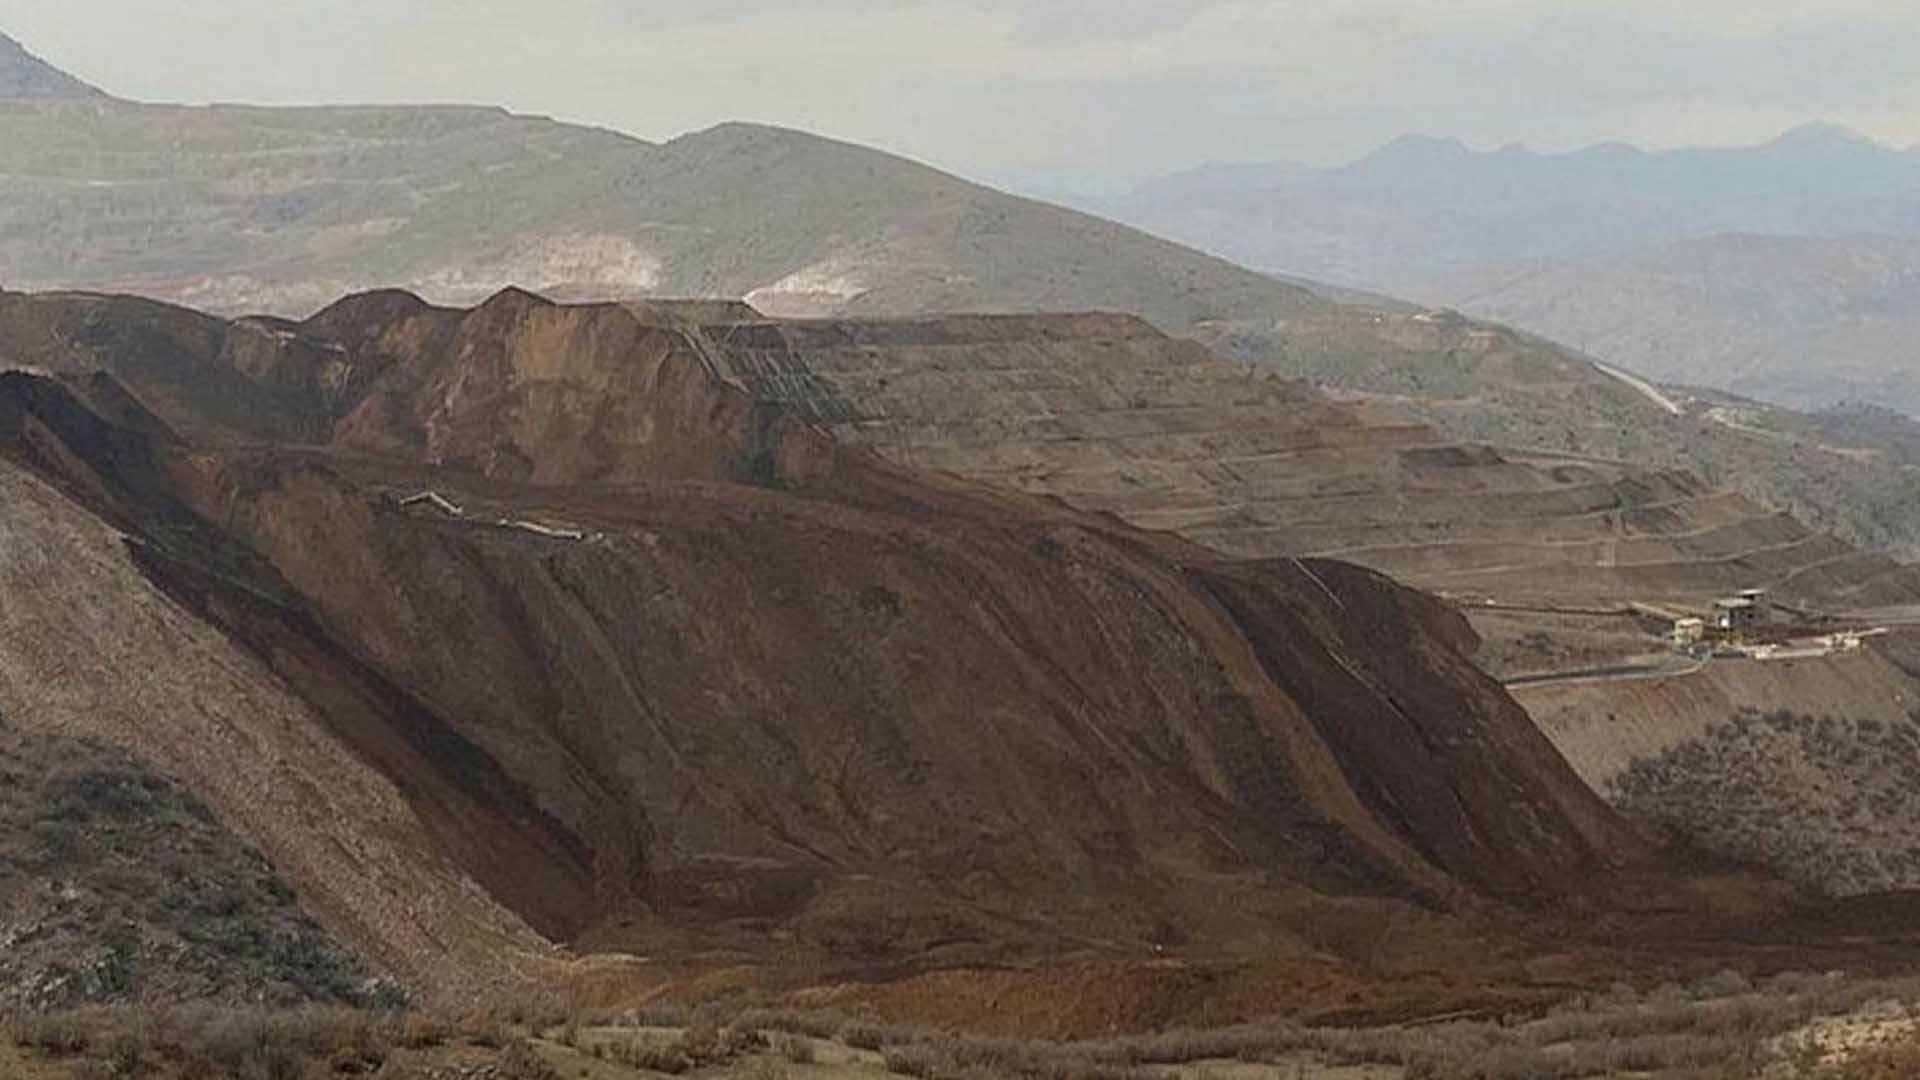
[5,287,1920,1029]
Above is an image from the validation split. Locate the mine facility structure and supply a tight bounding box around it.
[1628,589,1892,665]
[1629,602,1710,646]
[1712,595,1760,636]
[1633,590,1769,649]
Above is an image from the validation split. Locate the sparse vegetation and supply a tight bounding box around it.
[7,1002,394,1078]
[1610,708,1920,894]
[0,729,374,1012]
[775,1032,817,1064]
[7,971,1920,1078]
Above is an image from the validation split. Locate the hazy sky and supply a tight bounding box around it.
[8,0,1919,192]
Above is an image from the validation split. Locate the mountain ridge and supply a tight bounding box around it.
[4,35,1919,576]
[0,31,105,99]
[1109,121,1920,294]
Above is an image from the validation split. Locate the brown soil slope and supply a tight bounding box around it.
[0,430,559,1000]
[0,288,1656,990]
[625,304,1920,901]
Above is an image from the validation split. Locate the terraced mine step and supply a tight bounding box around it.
[674,312,1920,615]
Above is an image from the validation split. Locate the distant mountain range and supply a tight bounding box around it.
[1105,124,1920,415]
[1109,123,1920,292]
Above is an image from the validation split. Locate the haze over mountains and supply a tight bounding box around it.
[1435,233,1920,414]
[1105,124,1920,416]
[1112,123,1920,288]
[6,32,1920,563]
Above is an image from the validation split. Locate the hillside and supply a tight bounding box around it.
[1515,640,1920,899]
[0,98,1320,329]
[0,725,370,1011]
[681,309,1919,614]
[0,32,1319,333]
[1104,127,1920,441]
[1423,233,1920,416]
[538,293,1920,898]
[1201,306,1920,562]
[2,35,1918,559]
[0,286,1691,1012]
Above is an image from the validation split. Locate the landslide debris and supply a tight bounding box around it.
[0,287,1661,993]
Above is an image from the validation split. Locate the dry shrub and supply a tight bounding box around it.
[777,1032,818,1064]
[845,970,1920,1080]
[499,1035,561,1080]
[11,1008,100,1055]
[844,1022,937,1051]
[399,1010,454,1049]
[1814,1034,1920,1078]
[613,1033,693,1074]
[736,1007,851,1040]
[627,1001,692,1028]
[747,1056,791,1080]
[467,1011,511,1049]
[498,992,572,1033]
[676,1018,725,1064]
[884,1042,955,1078]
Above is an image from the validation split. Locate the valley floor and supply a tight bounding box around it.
[10,972,1920,1079]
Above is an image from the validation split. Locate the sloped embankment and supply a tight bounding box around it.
[0,381,561,1003]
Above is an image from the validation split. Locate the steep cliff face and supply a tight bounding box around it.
[0,288,1656,985]
[318,288,815,487]
[1193,558,1633,902]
